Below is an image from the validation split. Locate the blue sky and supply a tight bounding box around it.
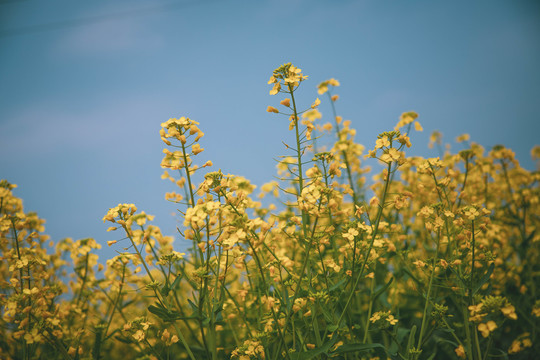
[1,0,539,258]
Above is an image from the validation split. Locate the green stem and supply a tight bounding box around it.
[326,91,359,206]
[288,83,309,240]
[11,219,30,360]
[470,221,483,360]
[457,157,470,209]
[463,304,474,360]
[416,249,437,351]
[362,275,376,343]
[121,222,156,284]
[334,160,393,332]
[179,139,205,264]
[121,220,196,360]
[76,253,90,306]
[104,264,126,338]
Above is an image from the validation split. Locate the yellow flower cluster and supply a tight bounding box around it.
[1,63,539,359]
[231,339,265,359]
[268,62,307,95]
[317,78,340,95]
[369,310,399,326]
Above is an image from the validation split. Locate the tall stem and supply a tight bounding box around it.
[326,91,359,206]
[334,161,393,332]
[289,83,309,240]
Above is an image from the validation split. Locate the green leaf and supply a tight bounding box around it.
[402,267,422,287]
[396,326,410,343]
[214,303,224,322]
[103,329,120,342]
[329,278,348,293]
[290,340,334,360]
[434,337,458,348]
[331,342,385,355]
[114,335,134,344]
[320,306,335,323]
[160,282,170,297]
[326,324,339,332]
[372,277,394,301]
[148,303,168,317]
[171,273,183,290]
[473,263,494,295]
[147,303,183,322]
[435,328,456,335]
[406,325,417,356]
[122,299,136,308]
[187,298,199,312]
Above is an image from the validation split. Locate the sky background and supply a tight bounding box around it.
[1,0,539,259]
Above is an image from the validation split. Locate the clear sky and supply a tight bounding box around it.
[1,0,539,258]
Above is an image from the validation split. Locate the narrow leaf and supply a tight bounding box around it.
[290,341,334,360]
[331,342,385,354]
[473,263,494,295]
[372,277,394,301]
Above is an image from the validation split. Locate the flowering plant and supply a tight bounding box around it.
[1,63,539,360]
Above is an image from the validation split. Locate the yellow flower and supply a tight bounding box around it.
[398,134,411,147]
[161,329,179,346]
[478,320,497,337]
[284,65,304,85]
[342,228,359,241]
[455,345,466,358]
[302,109,322,122]
[386,315,398,325]
[192,143,204,155]
[317,78,340,94]
[280,98,291,107]
[269,63,307,94]
[463,206,480,220]
[24,328,42,344]
[428,130,442,149]
[269,83,281,95]
[375,136,390,149]
[395,111,418,130]
[23,287,39,295]
[266,106,279,113]
[501,304,517,320]
[370,312,382,322]
[380,148,401,163]
[456,133,470,143]
[68,347,81,356]
[508,339,522,354]
[365,149,377,159]
[311,97,321,109]
[133,329,145,342]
